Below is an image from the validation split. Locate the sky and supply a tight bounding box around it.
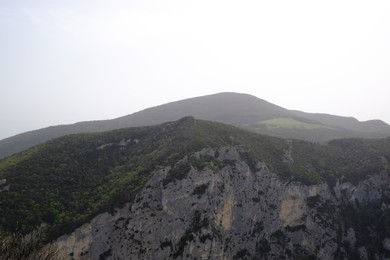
[1,0,390,140]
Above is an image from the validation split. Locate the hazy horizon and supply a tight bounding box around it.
[1,0,390,140]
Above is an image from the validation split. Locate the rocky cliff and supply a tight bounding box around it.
[54,145,390,260]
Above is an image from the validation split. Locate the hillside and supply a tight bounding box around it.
[1,118,390,259]
[1,92,389,159]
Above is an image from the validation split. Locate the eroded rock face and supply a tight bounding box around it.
[54,146,390,259]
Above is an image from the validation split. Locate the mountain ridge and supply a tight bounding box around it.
[1,92,389,159]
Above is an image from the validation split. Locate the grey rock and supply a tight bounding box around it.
[53,146,390,260]
[0,179,9,192]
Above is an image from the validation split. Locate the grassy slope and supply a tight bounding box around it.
[0,117,389,241]
[256,117,332,129]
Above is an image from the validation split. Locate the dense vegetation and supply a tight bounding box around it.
[1,117,390,243]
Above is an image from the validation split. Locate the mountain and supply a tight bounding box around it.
[1,117,390,259]
[1,92,389,159]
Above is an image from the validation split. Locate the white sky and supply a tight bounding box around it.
[1,0,390,140]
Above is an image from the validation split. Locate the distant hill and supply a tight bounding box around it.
[0,92,389,159]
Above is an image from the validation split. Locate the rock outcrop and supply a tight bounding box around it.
[54,146,390,259]
[0,178,9,192]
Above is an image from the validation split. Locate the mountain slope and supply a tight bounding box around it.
[291,110,390,134]
[1,118,390,259]
[113,92,290,126]
[55,145,390,259]
[1,92,389,159]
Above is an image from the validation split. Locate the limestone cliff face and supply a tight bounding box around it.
[55,146,390,259]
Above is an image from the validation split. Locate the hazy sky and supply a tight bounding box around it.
[1,0,390,140]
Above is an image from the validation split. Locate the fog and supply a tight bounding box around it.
[1,0,390,139]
